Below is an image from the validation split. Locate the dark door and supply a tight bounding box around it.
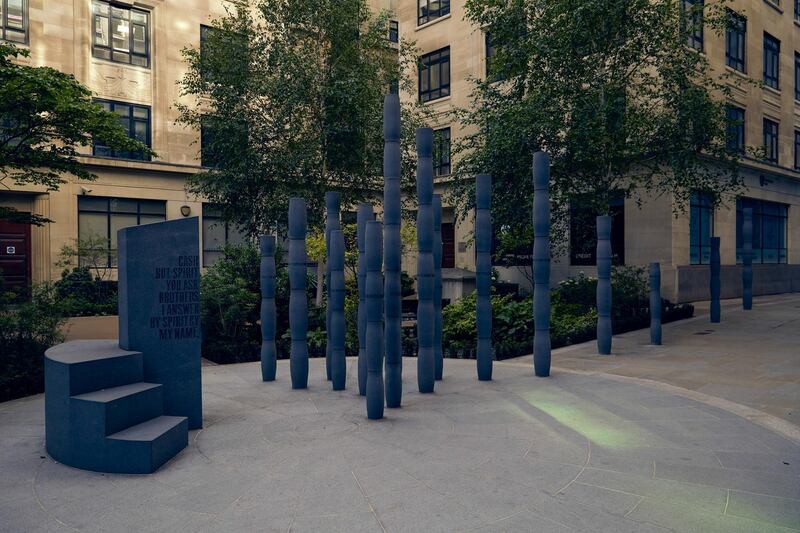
[0,219,32,293]
[441,222,455,268]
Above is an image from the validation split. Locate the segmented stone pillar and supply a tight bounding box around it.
[433,194,444,381]
[365,220,385,420]
[329,229,346,391]
[289,198,308,389]
[532,152,552,376]
[649,262,662,346]
[596,215,613,355]
[357,203,373,397]
[325,191,341,381]
[416,128,435,394]
[742,208,753,310]
[260,235,277,382]
[710,236,721,323]
[476,174,493,381]
[383,93,403,408]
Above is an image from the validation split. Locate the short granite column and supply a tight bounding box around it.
[329,229,346,391]
[357,203,373,397]
[383,93,403,408]
[416,128,436,394]
[365,220,385,419]
[476,174,493,381]
[433,194,444,381]
[532,153,552,376]
[260,235,277,381]
[710,236,721,323]
[289,198,309,389]
[596,215,613,355]
[649,262,662,346]
[742,208,753,310]
[325,191,341,381]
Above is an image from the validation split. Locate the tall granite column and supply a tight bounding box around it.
[260,235,277,381]
[742,208,753,310]
[433,194,444,381]
[329,229,346,391]
[289,198,309,389]
[710,236,721,323]
[325,191,341,381]
[366,220,385,419]
[357,203,373,396]
[596,215,613,355]
[649,262,662,346]
[532,153,552,376]
[383,93,403,408]
[416,128,435,394]
[475,174,493,381]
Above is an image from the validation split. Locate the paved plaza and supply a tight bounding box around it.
[2,333,799,532]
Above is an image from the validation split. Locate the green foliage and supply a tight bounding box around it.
[0,43,153,225]
[451,0,749,265]
[176,0,429,236]
[0,283,66,402]
[53,267,117,317]
[553,266,649,320]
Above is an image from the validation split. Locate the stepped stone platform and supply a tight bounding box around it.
[3,357,798,532]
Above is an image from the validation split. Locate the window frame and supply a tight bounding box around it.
[689,192,714,265]
[418,46,450,103]
[92,99,151,161]
[388,20,398,43]
[794,130,800,171]
[736,198,788,264]
[0,0,28,44]
[725,10,746,73]
[681,0,704,51]
[763,118,779,165]
[763,33,780,90]
[725,105,745,153]
[91,0,151,68]
[432,127,451,177]
[417,0,450,26]
[77,196,166,268]
[795,52,800,102]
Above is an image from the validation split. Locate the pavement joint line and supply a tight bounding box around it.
[723,489,730,516]
[574,481,642,498]
[623,495,645,518]
[31,457,78,532]
[555,438,591,495]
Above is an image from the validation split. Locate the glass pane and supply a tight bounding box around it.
[762,216,778,248]
[131,56,147,67]
[430,65,439,90]
[109,198,138,213]
[95,16,109,46]
[113,51,130,63]
[131,11,147,24]
[133,120,147,143]
[7,0,24,29]
[110,214,138,249]
[139,215,164,225]
[203,220,225,251]
[111,7,128,19]
[689,206,700,247]
[132,106,148,119]
[441,60,450,85]
[700,246,710,265]
[139,200,165,215]
[112,17,130,51]
[79,196,108,212]
[113,104,130,117]
[227,225,247,246]
[79,212,108,241]
[690,247,699,265]
[204,251,222,267]
[94,2,110,15]
[94,48,111,60]
[700,211,711,246]
[203,204,222,218]
[132,24,146,54]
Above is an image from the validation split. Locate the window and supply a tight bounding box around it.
[485,32,497,79]
[200,117,218,168]
[763,118,779,164]
[418,47,450,102]
[433,127,451,177]
[78,197,166,267]
[93,100,151,161]
[682,0,704,51]
[202,204,247,266]
[689,192,714,265]
[388,20,398,43]
[569,194,625,266]
[795,53,800,101]
[92,1,150,68]
[725,11,746,72]
[1,0,27,43]
[726,105,745,152]
[795,130,800,171]
[736,198,788,264]
[796,0,800,22]
[418,0,449,26]
[763,33,780,90]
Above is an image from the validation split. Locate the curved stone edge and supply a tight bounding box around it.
[498,360,800,444]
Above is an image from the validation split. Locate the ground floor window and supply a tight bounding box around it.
[736,198,788,264]
[202,204,247,266]
[689,192,714,265]
[77,196,166,267]
[569,194,625,266]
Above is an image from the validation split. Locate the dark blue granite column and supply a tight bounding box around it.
[357,203,373,397]
[325,191,341,381]
[742,208,753,310]
[649,262,662,346]
[476,174,493,381]
[710,236,721,323]
[329,229,346,391]
[433,194,444,381]
[532,153,552,376]
[596,215,612,355]
[416,128,435,394]
[365,220,385,419]
[260,235,277,381]
[289,198,309,389]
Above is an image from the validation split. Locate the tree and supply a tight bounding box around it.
[177,0,429,236]
[0,44,153,225]
[451,0,750,264]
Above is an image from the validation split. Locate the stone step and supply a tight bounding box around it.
[45,340,144,396]
[105,416,189,474]
[71,382,163,437]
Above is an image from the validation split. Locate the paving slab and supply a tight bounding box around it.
[0,356,798,532]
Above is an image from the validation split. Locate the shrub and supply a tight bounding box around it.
[0,283,66,402]
[53,267,118,317]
